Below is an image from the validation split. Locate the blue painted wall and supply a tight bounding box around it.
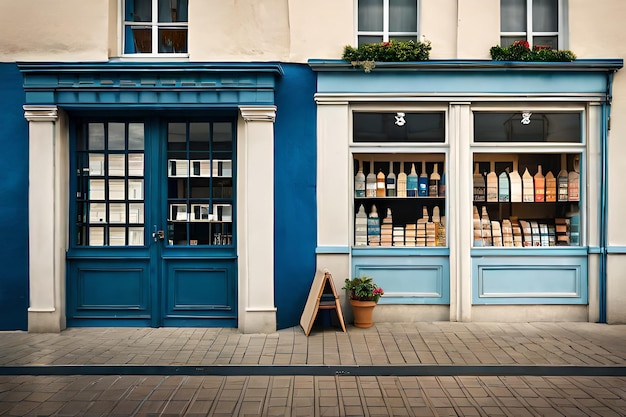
[273,64,317,329]
[0,63,28,330]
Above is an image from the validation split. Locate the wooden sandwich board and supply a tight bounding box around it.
[300,270,346,336]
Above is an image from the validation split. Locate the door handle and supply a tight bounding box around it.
[152,227,165,242]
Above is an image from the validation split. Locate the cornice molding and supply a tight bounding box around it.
[23,105,58,122]
[239,106,277,122]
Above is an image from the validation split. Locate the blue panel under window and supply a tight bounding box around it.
[472,252,588,304]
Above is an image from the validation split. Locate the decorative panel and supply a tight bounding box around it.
[352,251,450,304]
[472,253,588,304]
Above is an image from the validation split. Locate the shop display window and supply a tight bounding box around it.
[353,153,447,247]
[472,109,584,248]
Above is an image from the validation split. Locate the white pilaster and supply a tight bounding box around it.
[315,101,351,293]
[237,106,277,333]
[587,103,601,322]
[24,105,66,332]
[449,102,473,322]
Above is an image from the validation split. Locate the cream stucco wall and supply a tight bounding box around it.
[189,0,353,62]
[0,0,110,62]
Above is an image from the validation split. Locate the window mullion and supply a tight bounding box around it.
[152,0,159,53]
[383,0,390,41]
[526,0,533,46]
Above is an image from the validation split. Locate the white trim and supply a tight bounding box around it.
[239,106,277,122]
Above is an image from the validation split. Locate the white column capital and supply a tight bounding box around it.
[23,105,59,122]
[239,106,277,122]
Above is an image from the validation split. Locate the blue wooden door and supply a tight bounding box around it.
[67,118,237,327]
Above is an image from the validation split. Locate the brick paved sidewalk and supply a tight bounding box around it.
[1,322,625,367]
[1,322,626,416]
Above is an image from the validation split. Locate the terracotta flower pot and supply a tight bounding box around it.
[349,299,377,328]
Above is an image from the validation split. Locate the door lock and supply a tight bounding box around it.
[153,230,165,242]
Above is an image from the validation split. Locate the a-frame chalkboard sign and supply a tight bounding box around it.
[300,270,346,336]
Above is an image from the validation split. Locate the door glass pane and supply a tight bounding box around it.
[389,0,417,33]
[89,180,105,200]
[89,227,105,246]
[128,179,144,200]
[75,122,146,247]
[501,0,526,32]
[128,154,144,176]
[109,155,126,176]
[533,0,558,32]
[128,123,144,150]
[89,203,106,223]
[129,227,144,246]
[129,203,144,223]
[109,203,126,223]
[167,121,235,246]
[88,124,105,150]
[109,180,126,200]
[109,227,126,246]
[358,0,383,31]
[109,123,125,150]
[89,154,105,176]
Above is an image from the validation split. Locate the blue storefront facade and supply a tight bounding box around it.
[0,62,317,332]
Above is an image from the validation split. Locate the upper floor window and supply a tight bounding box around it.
[357,0,419,46]
[124,0,188,55]
[500,0,565,49]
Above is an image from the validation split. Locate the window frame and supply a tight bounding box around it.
[500,0,568,49]
[122,0,189,57]
[355,0,420,46]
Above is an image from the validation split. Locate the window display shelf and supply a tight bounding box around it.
[354,153,447,248]
[472,152,581,248]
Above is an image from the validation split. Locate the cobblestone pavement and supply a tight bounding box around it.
[1,322,625,416]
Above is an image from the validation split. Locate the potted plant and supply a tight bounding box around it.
[489,40,576,62]
[342,39,432,72]
[342,275,384,328]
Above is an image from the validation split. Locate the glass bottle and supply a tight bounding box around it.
[354,159,365,198]
[386,161,396,197]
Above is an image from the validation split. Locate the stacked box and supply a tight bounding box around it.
[492,221,502,246]
[473,206,483,246]
[539,223,550,246]
[380,208,393,246]
[519,220,532,246]
[555,218,570,245]
[548,225,556,246]
[502,219,513,247]
[426,222,437,246]
[481,207,492,246]
[355,205,368,246]
[530,221,541,246]
[393,226,405,246]
[405,223,417,246]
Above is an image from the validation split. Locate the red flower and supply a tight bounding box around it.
[382,42,390,47]
[533,45,551,51]
[513,40,530,49]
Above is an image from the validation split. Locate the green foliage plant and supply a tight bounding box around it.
[490,40,576,62]
[342,39,432,72]
[342,275,385,303]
